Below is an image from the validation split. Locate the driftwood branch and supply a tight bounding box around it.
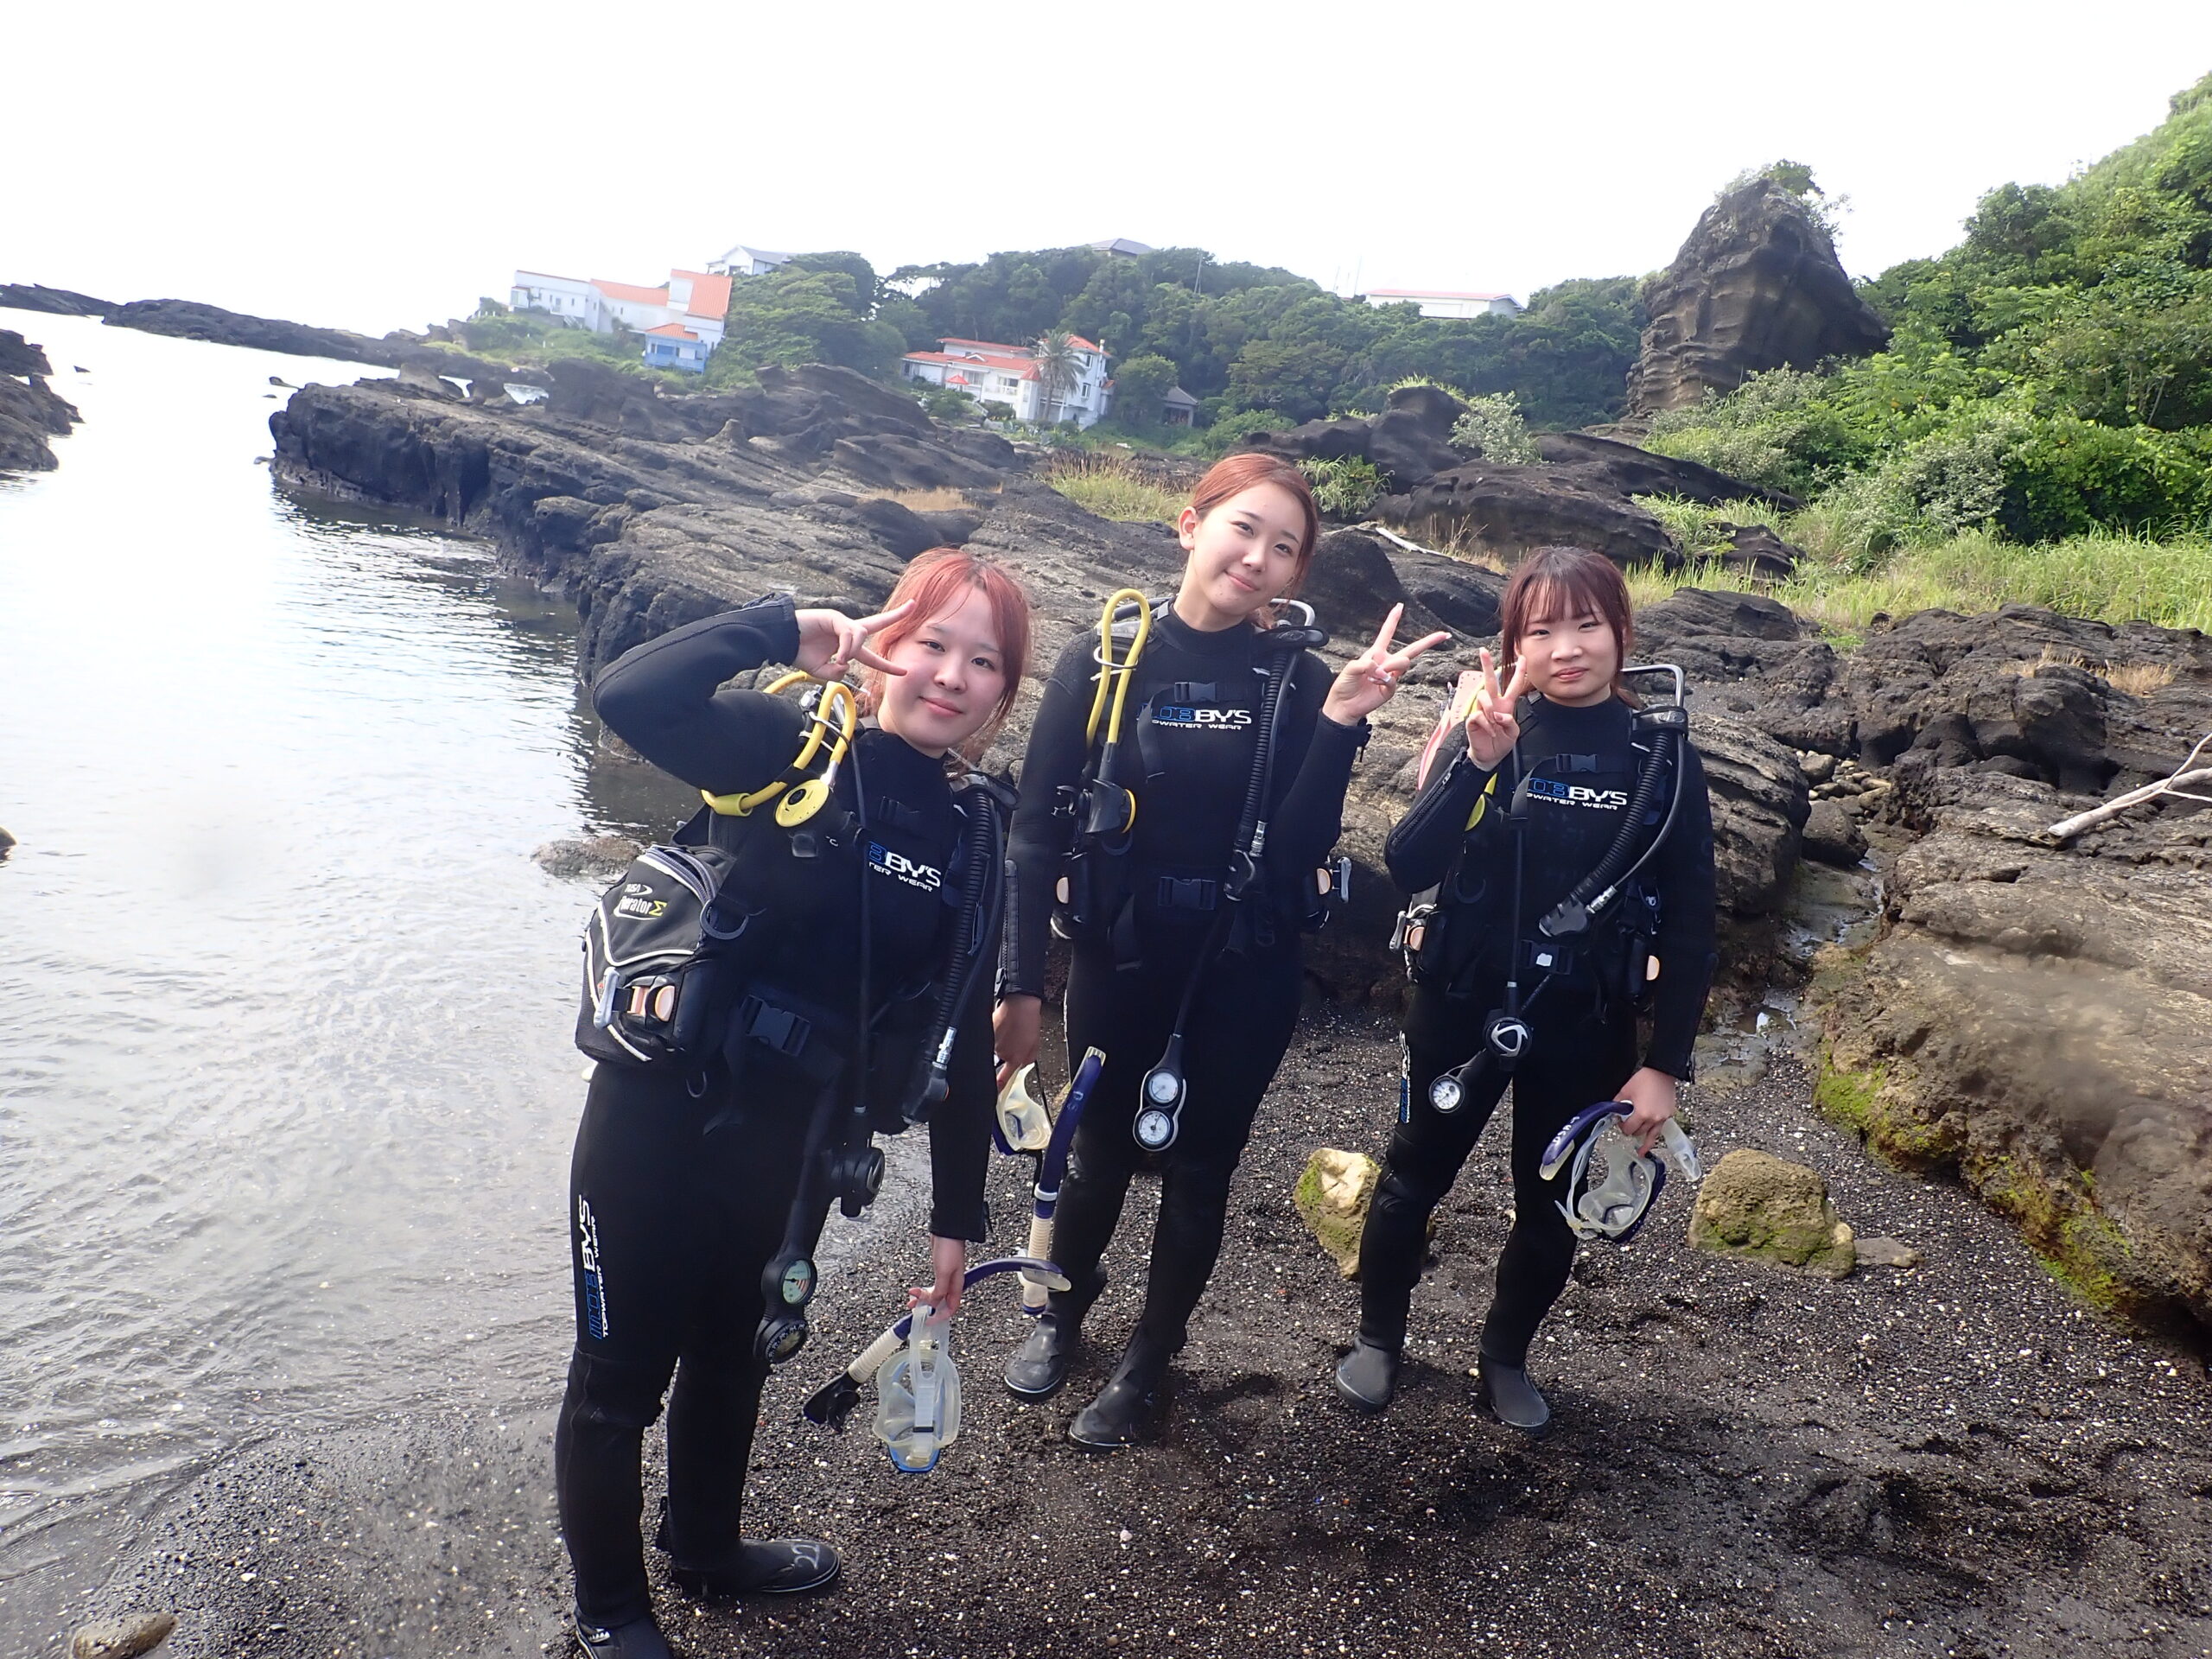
[2046,732,2212,841]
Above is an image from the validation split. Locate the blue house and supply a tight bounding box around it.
[642,323,709,373]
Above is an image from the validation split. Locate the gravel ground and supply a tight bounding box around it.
[83,1010,2212,1659]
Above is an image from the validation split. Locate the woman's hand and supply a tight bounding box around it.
[792,600,914,680]
[1465,646,1530,770]
[908,1233,968,1316]
[1615,1066,1680,1155]
[1320,604,1452,727]
[992,995,1042,1094]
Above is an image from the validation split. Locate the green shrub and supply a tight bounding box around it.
[1449,391,1540,464]
[1300,455,1384,518]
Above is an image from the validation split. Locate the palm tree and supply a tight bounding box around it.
[1032,329,1082,424]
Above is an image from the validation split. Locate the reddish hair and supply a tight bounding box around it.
[861,547,1033,753]
[1498,546,1636,702]
[1190,453,1323,599]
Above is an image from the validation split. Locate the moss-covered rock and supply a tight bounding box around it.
[1294,1148,1380,1280]
[1688,1148,1856,1278]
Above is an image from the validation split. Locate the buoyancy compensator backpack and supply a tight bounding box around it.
[1406,664,1694,1115]
[575,674,865,1075]
[1051,588,1350,954]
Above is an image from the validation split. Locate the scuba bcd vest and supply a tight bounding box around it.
[1403,664,1693,1116]
[1050,589,1351,955]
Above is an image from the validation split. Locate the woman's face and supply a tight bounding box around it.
[1514,603,1621,708]
[874,584,1009,756]
[1174,482,1306,630]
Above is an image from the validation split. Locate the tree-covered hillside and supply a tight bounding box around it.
[683,241,1643,435]
[1648,73,2212,550]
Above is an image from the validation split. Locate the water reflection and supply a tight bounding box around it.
[0,310,684,1649]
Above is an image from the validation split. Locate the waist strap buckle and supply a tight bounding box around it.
[1154,875,1219,912]
[736,995,812,1058]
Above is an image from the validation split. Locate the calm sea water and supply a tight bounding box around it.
[0,310,708,1647]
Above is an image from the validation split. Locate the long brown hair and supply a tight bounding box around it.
[1498,545,1635,702]
[1190,452,1323,598]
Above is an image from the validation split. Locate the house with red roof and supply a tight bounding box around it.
[899,334,1112,427]
[507,266,734,372]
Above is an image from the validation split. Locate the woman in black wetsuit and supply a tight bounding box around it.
[1334,545,1717,1433]
[992,452,1446,1450]
[556,550,1032,1659]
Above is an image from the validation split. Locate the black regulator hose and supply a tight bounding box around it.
[1538,711,1686,939]
[900,778,1006,1121]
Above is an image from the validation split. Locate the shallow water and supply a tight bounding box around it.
[0,311,737,1647]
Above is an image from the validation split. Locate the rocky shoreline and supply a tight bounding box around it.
[262,360,2212,1338]
[78,1017,2212,1659]
[0,327,80,471]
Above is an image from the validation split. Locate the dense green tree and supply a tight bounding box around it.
[709,266,906,384]
[1105,353,1179,426]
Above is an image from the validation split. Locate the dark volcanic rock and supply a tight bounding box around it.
[0,282,116,315]
[0,328,84,472]
[1379,461,1681,569]
[1629,177,1891,414]
[1717,522,1803,581]
[1240,415,1374,467]
[1535,430,1801,511]
[105,298,407,365]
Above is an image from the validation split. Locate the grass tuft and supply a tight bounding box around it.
[1042,453,1185,525]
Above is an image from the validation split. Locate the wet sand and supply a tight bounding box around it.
[86,1011,2212,1659]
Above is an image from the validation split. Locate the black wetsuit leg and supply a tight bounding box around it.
[1356,990,1637,1363]
[1049,937,1303,1351]
[554,1061,817,1625]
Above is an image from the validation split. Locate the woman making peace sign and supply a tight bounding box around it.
[994,453,1445,1449]
[1336,546,1716,1433]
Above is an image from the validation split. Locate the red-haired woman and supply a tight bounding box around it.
[1336,545,1716,1433]
[993,454,1446,1449]
[557,551,1032,1659]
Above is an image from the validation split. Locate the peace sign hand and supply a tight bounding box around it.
[1322,604,1452,726]
[792,600,915,680]
[1465,646,1529,769]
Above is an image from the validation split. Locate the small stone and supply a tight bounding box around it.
[531,834,642,880]
[1799,752,1838,786]
[73,1612,177,1659]
[1687,1148,1856,1278]
[1855,1236,1923,1269]
[1292,1148,1380,1279]
[0,824,14,855]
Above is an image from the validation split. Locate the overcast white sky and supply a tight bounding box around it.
[9,1,2212,338]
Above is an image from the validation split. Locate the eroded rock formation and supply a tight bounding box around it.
[0,329,81,471]
[1628,178,1891,415]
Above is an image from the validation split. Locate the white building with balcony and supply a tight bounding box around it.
[899,334,1111,427]
[507,269,734,360]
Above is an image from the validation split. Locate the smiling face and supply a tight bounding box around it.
[1512,598,1624,708]
[873,584,1010,756]
[1173,481,1308,631]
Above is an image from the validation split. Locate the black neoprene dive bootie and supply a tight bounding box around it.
[1477,1351,1551,1435]
[1002,1278,1102,1400]
[653,1503,842,1599]
[1066,1332,1171,1451]
[1333,1334,1402,1414]
[575,1611,675,1659]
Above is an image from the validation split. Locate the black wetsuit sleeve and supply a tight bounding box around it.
[1263,654,1365,877]
[926,987,995,1241]
[1644,741,1718,1079]
[1001,637,1095,998]
[1383,725,1501,893]
[589,595,805,795]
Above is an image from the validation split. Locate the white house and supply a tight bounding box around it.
[899,334,1112,427]
[508,268,734,367]
[707,244,793,277]
[1363,288,1523,320]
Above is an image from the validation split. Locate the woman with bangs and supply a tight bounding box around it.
[1335,545,1717,1433]
[993,453,1446,1450]
[556,550,1032,1659]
